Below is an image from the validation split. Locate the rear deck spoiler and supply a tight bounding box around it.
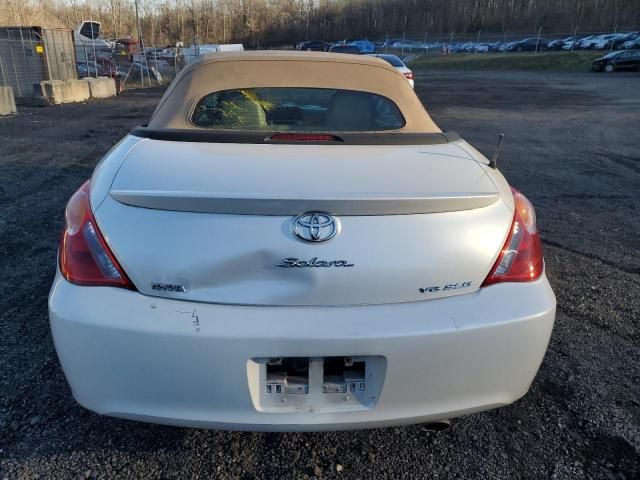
[110,190,500,216]
[130,127,461,146]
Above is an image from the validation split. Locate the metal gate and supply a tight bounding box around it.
[43,28,77,81]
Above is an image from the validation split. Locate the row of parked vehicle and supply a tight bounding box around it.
[396,32,640,53]
[297,39,377,54]
[298,32,640,55]
[548,32,640,50]
[297,35,640,74]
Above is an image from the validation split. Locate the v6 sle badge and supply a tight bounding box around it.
[419,281,472,294]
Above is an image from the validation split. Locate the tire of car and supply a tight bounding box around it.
[604,63,615,73]
[516,46,523,52]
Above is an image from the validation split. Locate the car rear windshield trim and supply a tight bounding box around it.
[130,127,460,146]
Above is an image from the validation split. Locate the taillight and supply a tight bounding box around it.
[59,180,134,289]
[404,71,414,80]
[482,188,543,286]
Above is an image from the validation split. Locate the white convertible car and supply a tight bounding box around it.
[49,51,556,431]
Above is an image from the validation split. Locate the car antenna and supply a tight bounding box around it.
[489,133,504,169]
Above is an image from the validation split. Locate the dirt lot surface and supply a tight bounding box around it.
[1,70,639,480]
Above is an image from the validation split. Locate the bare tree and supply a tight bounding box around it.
[1,0,638,46]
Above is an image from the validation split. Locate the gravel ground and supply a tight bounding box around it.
[0,70,639,480]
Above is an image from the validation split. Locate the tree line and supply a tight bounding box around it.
[3,0,640,47]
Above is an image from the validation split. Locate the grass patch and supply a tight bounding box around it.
[408,51,603,73]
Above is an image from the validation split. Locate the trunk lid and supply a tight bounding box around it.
[93,138,512,306]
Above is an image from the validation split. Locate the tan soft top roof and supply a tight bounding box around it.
[148,50,440,133]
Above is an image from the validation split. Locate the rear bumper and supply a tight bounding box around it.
[49,271,555,431]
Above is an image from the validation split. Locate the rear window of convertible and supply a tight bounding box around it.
[191,88,406,131]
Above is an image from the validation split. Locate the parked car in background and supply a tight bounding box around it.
[76,61,106,78]
[298,40,331,52]
[499,41,515,52]
[576,35,600,49]
[451,42,468,53]
[547,37,565,50]
[561,35,590,50]
[591,33,624,50]
[336,39,376,54]
[472,43,492,53]
[613,32,640,50]
[366,53,414,88]
[381,39,400,49]
[159,48,176,60]
[505,38,548,52]
[74,20,111,59]
[388,40,426,51]
[614,33,637,48]
[549,36,578,50]
[592,50,640,72]
[182,44,244,63]
[328,44,361,54]
[425,42,443,51]
[623,37,640,49]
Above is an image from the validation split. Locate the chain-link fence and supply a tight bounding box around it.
[0,26,183,97]
[1,27,45,97]
[72,41,184,91]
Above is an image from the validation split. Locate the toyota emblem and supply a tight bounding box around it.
[292,212,340,243]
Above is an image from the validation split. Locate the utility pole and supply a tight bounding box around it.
[535,25,543,54]
[134,0,144,87]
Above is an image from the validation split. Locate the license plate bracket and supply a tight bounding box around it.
[247,356,386,413]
